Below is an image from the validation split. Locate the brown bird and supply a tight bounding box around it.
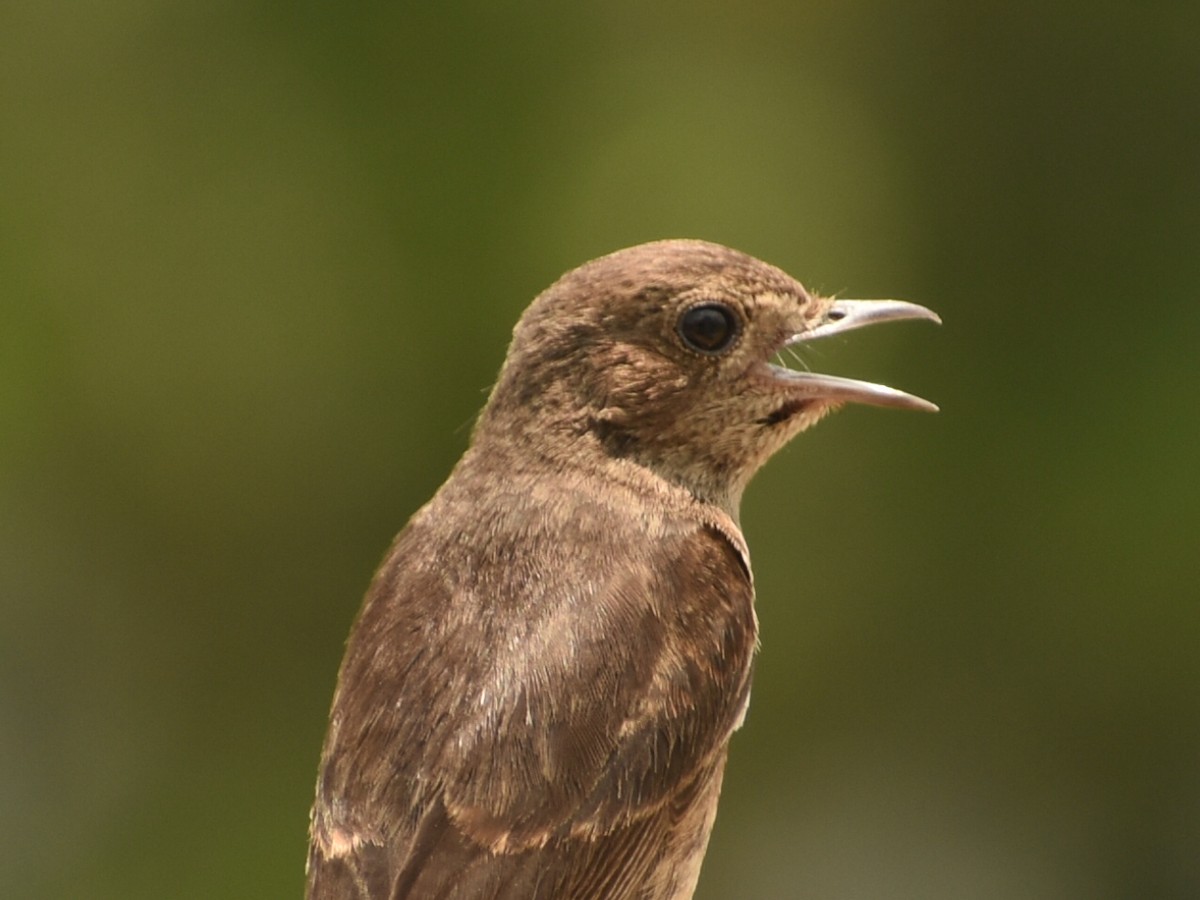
[306,239,938,900]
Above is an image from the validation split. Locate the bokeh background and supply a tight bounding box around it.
[3,2,1198,898]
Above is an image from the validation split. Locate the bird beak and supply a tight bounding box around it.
[778,299,941,412]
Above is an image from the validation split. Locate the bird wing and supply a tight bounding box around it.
[307,509,755,900]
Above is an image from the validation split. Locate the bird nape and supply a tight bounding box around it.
[306,239,939,900]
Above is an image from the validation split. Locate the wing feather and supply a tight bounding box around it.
[307,488,754,900]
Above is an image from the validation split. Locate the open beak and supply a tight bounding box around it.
[776,299,941,412]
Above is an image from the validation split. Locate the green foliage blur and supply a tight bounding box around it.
[3,2,1198,897]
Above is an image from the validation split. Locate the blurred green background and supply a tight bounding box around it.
[3,1,1198,898]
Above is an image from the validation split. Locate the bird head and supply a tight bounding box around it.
[479,239,939,510]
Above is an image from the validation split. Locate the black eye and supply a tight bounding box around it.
[677,303,740,354]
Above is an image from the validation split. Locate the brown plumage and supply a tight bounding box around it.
[306,240,938,899]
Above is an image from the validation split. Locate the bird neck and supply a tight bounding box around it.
[466,407,747,528]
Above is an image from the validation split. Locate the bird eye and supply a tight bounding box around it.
[677,303,740,355]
